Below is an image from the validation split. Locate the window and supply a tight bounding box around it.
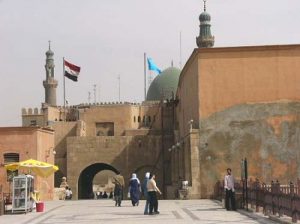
[148,116,151,123]
[4,153,19,182]
[134,116,136,123]
[138,116,141,123]
[96,122,114,136]
[30,120,37,126]
[4,153,19,164]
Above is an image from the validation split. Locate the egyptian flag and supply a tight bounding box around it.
[64,60,81,81]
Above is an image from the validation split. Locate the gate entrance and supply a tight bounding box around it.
[78,163,119,199]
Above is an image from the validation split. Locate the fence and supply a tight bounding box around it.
[214,179,300,223]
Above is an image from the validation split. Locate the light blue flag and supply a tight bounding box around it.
[147,58,161,74]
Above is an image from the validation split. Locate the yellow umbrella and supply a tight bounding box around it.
[5,158,59,178]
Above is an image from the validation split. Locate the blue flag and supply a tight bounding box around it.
[147,58,161,74]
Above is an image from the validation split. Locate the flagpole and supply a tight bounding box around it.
[63,57,66,122]
[144,53,147,101]
[180,31,182,69]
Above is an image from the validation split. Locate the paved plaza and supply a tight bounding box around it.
[0,199,279,224]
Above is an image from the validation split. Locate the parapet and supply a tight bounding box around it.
[22,107,43,115]
[74,101,143,108]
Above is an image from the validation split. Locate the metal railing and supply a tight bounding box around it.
[214,179,300,223]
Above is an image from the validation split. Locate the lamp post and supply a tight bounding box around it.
[45,148,56,162]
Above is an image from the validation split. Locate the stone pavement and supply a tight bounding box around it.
[0,199,278,224]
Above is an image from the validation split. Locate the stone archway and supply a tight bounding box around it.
[78,163,119,199]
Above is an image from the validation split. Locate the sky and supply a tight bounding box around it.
[0,0,300,126]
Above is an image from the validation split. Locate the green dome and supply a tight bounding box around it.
[146,67,181,101]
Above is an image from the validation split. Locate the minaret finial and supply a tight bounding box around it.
[48,40,51,50]
[196,0,214,48]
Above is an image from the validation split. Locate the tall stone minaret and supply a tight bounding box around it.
[43,41,58,106]
[196,0,215,48]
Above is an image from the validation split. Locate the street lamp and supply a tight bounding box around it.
[45,147,56,162]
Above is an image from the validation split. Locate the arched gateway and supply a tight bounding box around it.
[78,163,119,199]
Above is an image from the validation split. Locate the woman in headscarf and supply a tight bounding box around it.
[128,173,141,206]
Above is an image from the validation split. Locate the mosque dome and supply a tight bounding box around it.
[146,67,181,101]
[199,11,211,21]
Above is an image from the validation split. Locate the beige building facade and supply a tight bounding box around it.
[175,45,300,198]
[0,127,55,201]
[17,44,300,200]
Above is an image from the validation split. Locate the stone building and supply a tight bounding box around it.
[21,46,181,199]
[2,1,300,200]
[0,127,55,200]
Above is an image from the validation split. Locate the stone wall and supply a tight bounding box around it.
[22,108,45,127]
[198,45,300,118]
[66,135,163,199]
[198,101,300,198]
[79,104,161,137]
[51,121,78,186]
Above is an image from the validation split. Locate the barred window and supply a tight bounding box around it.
[4,153,19,182]
[4,153,19,164]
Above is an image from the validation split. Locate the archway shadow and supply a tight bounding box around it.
[78,163,119,199]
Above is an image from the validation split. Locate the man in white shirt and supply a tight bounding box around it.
[65,187,72,200]
[224,168,236,211]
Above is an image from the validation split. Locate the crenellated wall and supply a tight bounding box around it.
[22,107,45,127]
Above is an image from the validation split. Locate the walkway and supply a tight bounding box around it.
[0,199,278,224]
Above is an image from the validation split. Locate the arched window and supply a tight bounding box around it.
[138,116,141,123]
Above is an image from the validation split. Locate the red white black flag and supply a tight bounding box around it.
[64,60,81,82]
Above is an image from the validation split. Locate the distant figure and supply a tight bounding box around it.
[128,173,141,206]
[65,187,72,200]
[60,177,68,188]
[69,188,73,200]
[100,192,103,198]
[112,172,125,206]
[142,172,150,215]
[109,192,113,199]
[147,173,162,215]
[103,191,108,199]
[224,168,236,211]
[96,191,101,199]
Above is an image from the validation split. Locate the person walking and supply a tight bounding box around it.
[128,173,141,206]
[112,172,125,207]
[142,172,150,215]
[147,173,162,215]
[224,168,236,211]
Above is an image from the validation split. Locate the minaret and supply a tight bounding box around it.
[196,0,215,48]
[43,41,58,106]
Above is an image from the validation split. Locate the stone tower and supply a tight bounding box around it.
[43,41,58,106]
[196,0,215,48]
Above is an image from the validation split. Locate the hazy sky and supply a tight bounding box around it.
[0,0,300,126]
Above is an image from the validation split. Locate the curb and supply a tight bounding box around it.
[269,215,294,224]
[238,208,296,224]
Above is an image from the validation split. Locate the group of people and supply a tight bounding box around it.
[96,191,113,199]
[63,168,235,213]
[112,172,162,215]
